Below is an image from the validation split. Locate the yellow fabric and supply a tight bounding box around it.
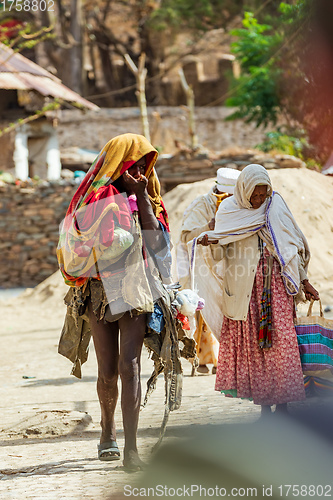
[193,312,219,366]
[212,191,229,212]
[84,133,158,203]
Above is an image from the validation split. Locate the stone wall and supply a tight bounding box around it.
[0,147,306,288]
[56,106,268,157]
[157,150,306,193]
[0,182,76,288]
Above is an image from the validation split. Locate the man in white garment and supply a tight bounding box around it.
[178,168,240,374]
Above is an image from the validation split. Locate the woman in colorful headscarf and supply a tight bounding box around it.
[57,134,185,470]
[197,164,319,416]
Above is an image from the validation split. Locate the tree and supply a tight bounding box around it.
[15,0,267,106]
[225,0,333,163]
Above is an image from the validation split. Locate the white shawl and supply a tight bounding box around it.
[177,187,224,339]
[200,164,310,296]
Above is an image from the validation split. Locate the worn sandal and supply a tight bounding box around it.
[98,441,121,461]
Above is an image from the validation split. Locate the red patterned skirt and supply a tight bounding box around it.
[215,252,305,406]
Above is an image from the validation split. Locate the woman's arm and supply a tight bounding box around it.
[197,233,219,246]
[181,223,211,245]
[298,253,319,301]
[123,171,162,249]
[302,279,320,301]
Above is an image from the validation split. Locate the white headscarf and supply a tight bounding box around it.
[234,164,272,208]
[199,164,310,295]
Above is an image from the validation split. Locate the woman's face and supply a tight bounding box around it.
[114,157,147,192]
[250,185,267,209]
[127,157,146,179]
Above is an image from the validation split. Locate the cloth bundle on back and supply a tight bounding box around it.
[57,133,168,287]
[57,133,194,470]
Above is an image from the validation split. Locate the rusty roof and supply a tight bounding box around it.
[0,43,99,110]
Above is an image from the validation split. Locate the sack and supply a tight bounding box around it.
[99,226,134,261]
[295,299,333,373]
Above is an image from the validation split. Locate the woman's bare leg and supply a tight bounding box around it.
[88,302,119,447]
[118,312,147,469]
[261,405,272,416]
[275,403,288,414]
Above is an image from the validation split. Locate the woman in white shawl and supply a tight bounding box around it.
[198,164,319,415]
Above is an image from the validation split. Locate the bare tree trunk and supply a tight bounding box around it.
[69,0,83,94]
[179,68,198,150]
[124,53,151,142]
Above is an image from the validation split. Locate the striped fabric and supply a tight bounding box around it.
[304,375,333,397]
[295,303,333,373]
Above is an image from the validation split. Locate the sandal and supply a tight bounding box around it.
[197,364,209,374]
[98,440,121,461]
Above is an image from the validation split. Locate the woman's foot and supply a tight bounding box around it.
[260,405,272,418]
[98,440,120,461]
[275,403,289,415]
[123,450,147,471]
[197,364,209,374]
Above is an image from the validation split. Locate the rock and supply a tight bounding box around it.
[274,154,306,169]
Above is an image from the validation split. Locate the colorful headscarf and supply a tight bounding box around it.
[57,133,169,287]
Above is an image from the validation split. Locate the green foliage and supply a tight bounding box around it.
[0,22,55,51]
[278,0,311,24]
[256,129,310,158]
[225,2,311,125]
[224,0,326,160]
[225,10,287,127]
[230,12,282,69]
[226,65,282,128]
[225,10,286,127]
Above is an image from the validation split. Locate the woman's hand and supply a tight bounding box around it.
[302,280,320,301]
[122,171,148,196]
[197,234,219,246]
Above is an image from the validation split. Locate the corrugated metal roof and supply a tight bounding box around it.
[0,43,99,110]
[0,43,60,79]
[0,73,27,89]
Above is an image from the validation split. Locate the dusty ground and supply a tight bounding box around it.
[1,282,333,500]
[0,290,265,500]
[1,168,333,499]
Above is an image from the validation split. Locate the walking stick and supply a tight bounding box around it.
[191,311,204,376]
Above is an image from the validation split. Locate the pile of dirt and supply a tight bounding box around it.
[17,270,68,308]
[163,168,333,306]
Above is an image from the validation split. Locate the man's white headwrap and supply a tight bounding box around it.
[216,167,240,194]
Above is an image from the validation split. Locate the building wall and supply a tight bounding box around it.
[0,149,305,288]
[56,106,267,156]
[0,106,271,288]
[0,182,75,288]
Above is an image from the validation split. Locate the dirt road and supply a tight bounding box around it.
[0,296,264,500]
[1,283,333,500]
